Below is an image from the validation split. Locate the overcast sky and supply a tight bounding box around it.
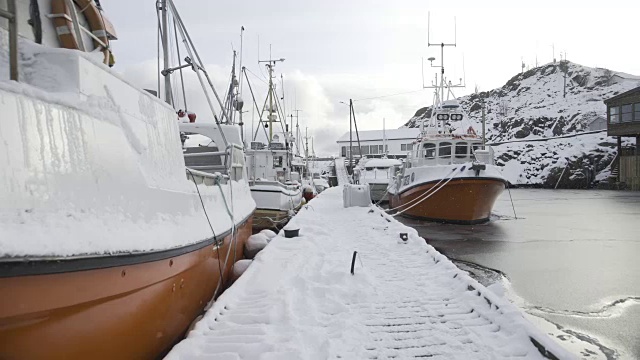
[105,0,640,156]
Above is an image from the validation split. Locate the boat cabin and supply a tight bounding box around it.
[407,139,484,167]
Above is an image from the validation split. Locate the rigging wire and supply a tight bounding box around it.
[353,88,427,102]
[242,68,270,141]
[186,168,225,293]
[245,67,269,86]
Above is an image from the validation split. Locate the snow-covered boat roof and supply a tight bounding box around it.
[362,158,402,168]
[336,128,420,143]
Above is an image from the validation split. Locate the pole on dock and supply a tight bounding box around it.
[349,102,353,176]
[350,251,358,275]
[481,99,486,149]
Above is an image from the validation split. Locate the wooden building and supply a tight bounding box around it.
[605,86,640,190]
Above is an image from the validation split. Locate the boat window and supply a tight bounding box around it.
[472,143,483,153]
[455,142,468,158]
[439,142,452,158]
[423,143,436,159]
[273,156,283,168]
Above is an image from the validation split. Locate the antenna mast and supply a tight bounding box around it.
[422,11,465,132]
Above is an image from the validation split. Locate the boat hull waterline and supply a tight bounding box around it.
[0,217,252,360]
[390,178,506,224]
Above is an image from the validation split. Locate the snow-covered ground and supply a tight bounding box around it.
[166,187,574,359]
[494,131,616,186]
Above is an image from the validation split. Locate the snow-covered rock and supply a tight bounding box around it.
[405,62,640,187]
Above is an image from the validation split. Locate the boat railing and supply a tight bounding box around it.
[0,0,18,81]
[185,167,229,186]
[184,143,246,183]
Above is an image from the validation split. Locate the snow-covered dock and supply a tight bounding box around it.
[167,187,572,360]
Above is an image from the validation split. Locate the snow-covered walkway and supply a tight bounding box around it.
[166,187,572,360]
[334,157,350,185]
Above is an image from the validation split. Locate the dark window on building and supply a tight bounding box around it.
[341,146,346,157]
[439,142,452,158]
[455,142,468,158]
[610,106,619,124]
[621,104,633,122]
[369,145,378,154]
[423,143,436,159]
[361,146,370,155]
[635,103,640,121]
[407,143,413,151]
[401,144,407,151]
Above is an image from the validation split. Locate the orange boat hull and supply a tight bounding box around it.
[390,178,505,224]
[0,217,252,360]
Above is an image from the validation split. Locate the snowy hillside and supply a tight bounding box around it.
[404,62,640,187]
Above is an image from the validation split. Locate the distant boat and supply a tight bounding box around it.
[244,59,304,231]
[0,1,254,358]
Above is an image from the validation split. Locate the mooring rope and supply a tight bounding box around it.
[391,171,459,217]
[384,167,458,213]
[186,168,225,294]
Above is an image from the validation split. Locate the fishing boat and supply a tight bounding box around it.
[388,42,506,224]
[244,59,303,231]
[0,1,254,359]
[356,157,402,202]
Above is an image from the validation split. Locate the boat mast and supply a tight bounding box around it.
[422,12,464,134]
[258,57,284,143]
[239,26,245,144]
[295,110,300,154]
[383,117,386,157]
[161,0,172,106]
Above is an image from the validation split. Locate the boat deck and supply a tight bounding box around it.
[166,187,571,359]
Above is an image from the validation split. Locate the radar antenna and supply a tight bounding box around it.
[422,11,465,104]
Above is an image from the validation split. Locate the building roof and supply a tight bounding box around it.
[336,128,421,143]
[604,86,640,104]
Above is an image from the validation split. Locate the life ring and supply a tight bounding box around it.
[50,0,116,66]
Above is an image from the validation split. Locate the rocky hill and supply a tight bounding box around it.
[404,61,640,187]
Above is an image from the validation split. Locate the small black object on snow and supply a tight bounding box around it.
[284,228,300,238]
[399,233,408,242]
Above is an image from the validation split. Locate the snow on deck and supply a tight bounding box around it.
[167,187,573,360]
